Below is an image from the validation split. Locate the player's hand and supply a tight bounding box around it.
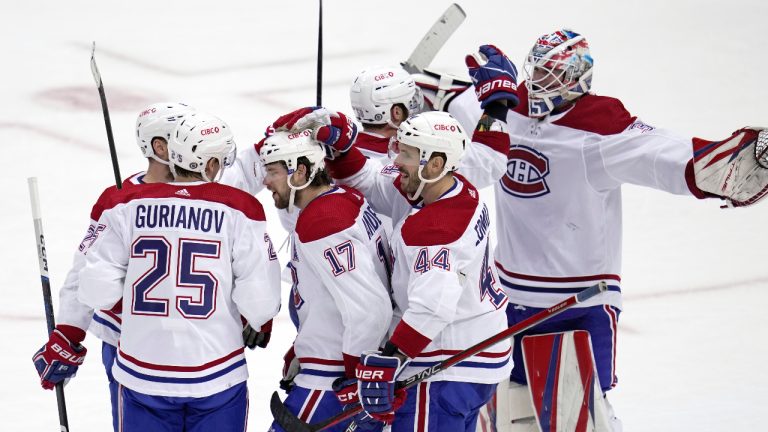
[298,108,358,153]
[356,351,407,423]
[242,319,272,349]
[332,377,384,431]
[279,345,300,393]
[465,44,520,109]
[33,325,87,390]
[268,106,323,135]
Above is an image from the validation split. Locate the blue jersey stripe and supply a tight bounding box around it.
[115,357,246,384]
[499,278,621,294]
[92,314,121,333]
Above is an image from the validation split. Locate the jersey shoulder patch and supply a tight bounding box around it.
[401,177,479,246]
[296,186,365,243]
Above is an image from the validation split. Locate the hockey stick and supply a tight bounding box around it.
[270,282,608,432]
[401,3,466,74]
[28,177,71,432]
[90,42,122,189]
[316,0,323,106]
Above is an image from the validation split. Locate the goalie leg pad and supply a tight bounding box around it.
[693,127,768,207]
[522,331,613,432]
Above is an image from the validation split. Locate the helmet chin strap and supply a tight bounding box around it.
[407,163,449,201]
[285,169,318,213]
[150,154,170,165]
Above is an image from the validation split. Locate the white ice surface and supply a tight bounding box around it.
[2,1,767,430]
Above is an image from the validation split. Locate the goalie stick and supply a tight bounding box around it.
[401,3,466,74]
[270,282,608,432]
[28,177,71,432]
[90,42,122,189]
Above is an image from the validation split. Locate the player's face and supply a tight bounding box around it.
[263,162,291,209]
[393,142,422,194]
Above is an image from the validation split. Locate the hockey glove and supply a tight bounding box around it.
[465,44,520,109]
[693,127,768,207]
[332,377,384,432]
[279,345,300,393]
[33,325,87,390]
[242,319,272,349]
[269,106,323,134]
[356,351,407,423]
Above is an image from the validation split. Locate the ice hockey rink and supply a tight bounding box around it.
[2,0,766,430]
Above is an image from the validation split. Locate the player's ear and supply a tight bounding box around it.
[152,138,169,161]
[391,104,407,124]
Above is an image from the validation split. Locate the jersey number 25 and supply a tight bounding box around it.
[131,236,220,319]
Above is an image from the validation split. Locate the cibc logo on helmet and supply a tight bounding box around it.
[201,127,220,136]
[287,130,311,140]
[374,71,395,81]
[500,146,551,198]
[433,123,457,132]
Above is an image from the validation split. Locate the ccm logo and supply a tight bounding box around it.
[374,71,395,81]
[356,370,384,380]
[288,130,311,140]
[52,343,84,364]
[434,124,457,132]
[139,107,157,117]
[475,78,517,99]
[201,127,220,136]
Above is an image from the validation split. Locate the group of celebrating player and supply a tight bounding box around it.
[32,28,768,432]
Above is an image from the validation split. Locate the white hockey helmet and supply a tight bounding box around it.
[168,112,236,182]
[523,29,593,118]
[394,111,467,200]
[350,66,424,127]
[135,102,195,164]
[259,129,326,212]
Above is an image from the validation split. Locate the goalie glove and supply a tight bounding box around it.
[693,127,768,207]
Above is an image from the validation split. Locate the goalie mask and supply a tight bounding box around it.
[135,102,195,164]
[523,29,593,118]
[168,112,236,183]
[392,111,467,200]
[350,66,424,127]
[258,129,326,213]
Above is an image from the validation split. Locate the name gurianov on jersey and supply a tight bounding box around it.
[134,203,225,233]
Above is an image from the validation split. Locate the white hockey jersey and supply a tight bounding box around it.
[78,181,282,397]
[288,186,393,390]
[450,86,703,310]
[57,172,146,346]
[327,151,512,384]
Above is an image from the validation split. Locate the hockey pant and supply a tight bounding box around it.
[117,381,248,432]
[102,342,119,432]
[506,303,620,392]
[392,381,496,432]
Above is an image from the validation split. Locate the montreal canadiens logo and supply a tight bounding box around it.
[500,146,550,198]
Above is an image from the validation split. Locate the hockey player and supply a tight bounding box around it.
[259,129,393,432]
[76,112,282,431]
[424,30,768,431]
[349,66,424,159]
[270,107,513,431]
[32,102,199,431]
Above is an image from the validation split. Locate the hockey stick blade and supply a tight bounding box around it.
[401,3,466,74]
[273,282,607,432]
[90,42,102,89]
